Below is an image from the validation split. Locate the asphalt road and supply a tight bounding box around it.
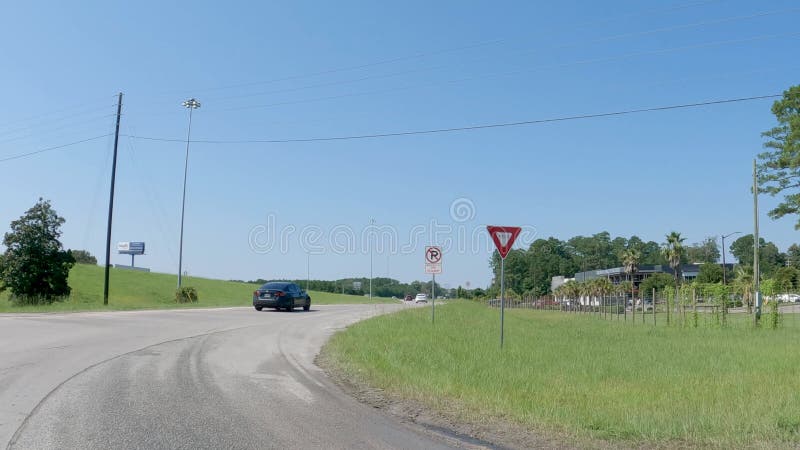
[0,305,474,450]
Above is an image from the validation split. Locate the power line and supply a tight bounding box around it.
[127,66,782,134]
[204,30,798,114]
[0,113,119,145]
[133,0,731,110]
[124,127,179,266]
[123,94,781,145]
[150,0,726,98]
[197,7,799,106]
[0,96,780,163]
[178,40,504,96]
[0,102,117,136]
[0,134,113,163]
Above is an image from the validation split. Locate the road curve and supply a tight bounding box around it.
[0,305,474,449]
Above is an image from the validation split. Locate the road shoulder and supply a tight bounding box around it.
[316,344,576,450]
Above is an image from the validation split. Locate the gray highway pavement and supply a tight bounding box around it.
[0,305,470,449]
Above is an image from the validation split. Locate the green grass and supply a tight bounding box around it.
[324,301,800,448]
[0,264,395,312]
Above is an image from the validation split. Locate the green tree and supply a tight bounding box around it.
[686,237,720,264]
[639,272,673,294]
[786,243,800,268]
[490,249,528,295]
[622,247,642,322]
[0,199,75,304]
[590,277,613,309]
[729,234,785,277]
[696,263,723,284]
[757,85,800,228]
[567,232,618,272]
[636,238,668,265]
[772,266,800,292]
[70,249,97,265]
[610,237,629,264]
[621,248,641,312]
[661,231,686,293]
[733,265,755,314]
[526,237,579,296]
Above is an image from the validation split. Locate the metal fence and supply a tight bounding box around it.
[485,291,800,329]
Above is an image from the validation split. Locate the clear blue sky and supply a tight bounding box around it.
[1,0,799,289]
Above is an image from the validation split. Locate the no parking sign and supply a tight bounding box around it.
[425,246,442,274]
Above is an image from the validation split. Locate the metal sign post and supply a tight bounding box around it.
[425,246,442,324]
[432,273,436,324]
[500,256,505,346]
[487,226,522,349]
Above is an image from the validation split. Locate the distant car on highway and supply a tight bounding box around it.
[636,299,654,311]
[404,294,413,302]
[253,281,311,312]
[776,293,800,303]
[414,293,428,303]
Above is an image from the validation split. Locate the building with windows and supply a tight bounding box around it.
[552,263,734,292]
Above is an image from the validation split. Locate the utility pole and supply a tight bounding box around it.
[722,235,727,285]
[753,159,761,323]
[178,98,200,289]
[103,92,123,306]
[369,218,375,300]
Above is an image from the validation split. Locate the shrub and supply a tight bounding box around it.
[175,286,198,303]
[70,249,98,265]
[0,199,75,304]
[769,299,781,330]
[9,294,69,306]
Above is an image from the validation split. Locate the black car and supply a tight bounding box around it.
[253,282,311,312]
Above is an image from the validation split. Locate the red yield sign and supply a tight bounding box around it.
[486,225,521,259]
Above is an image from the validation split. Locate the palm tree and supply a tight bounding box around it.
[553,283,569,308]
[593,277,613,316]
[734,265,754,314]
[621,248,641,323]
[558,281,578,311]
[616,281,632,319]
[662,231,686,299]
[579,281,593,312]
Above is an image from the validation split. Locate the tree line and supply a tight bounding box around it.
[482,231,797,299]
[241,276,450,299]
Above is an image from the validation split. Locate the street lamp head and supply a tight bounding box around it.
[182,98,201,109]
[722,231,742,240]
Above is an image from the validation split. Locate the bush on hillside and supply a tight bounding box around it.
[175,286,198,303]
[70,249,98,265]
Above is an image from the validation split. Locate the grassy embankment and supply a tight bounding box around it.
[0,263,394,312]
[325,300,800,448]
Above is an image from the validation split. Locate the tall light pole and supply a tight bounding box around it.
[369,218,376,300]
[720,231,741,285]
[177,98,200,289]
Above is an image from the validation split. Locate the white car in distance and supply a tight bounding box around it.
[776,293,800,303]
[414,293,428,303]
